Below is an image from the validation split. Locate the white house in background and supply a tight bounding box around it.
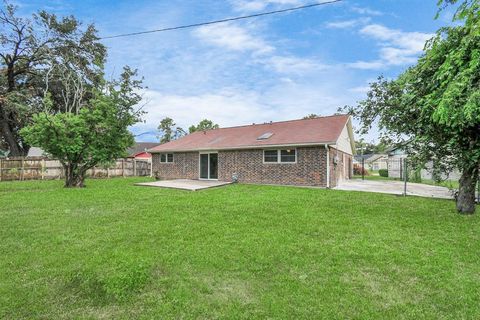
[27,147,47,158]
[386,145,408,178]
[353,153,388,171]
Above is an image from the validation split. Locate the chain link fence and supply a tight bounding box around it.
[352,157,479,201]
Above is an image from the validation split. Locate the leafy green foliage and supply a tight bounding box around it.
[355,138,388,155]
[20,68,143,187]
[302,113,321,119]
[157,117,186,144]
[379,169,388,177]
[344,2,480,213]
[188,119,219,133]
[437,0,479,27]
[0,2,106,155]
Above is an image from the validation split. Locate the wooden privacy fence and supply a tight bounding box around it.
[0,157,151,181]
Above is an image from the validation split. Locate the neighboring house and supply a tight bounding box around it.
[367,154,388,171]
[421,161,461,181]
[149,114,355,188]
[386,144,409,178]
[27,147,48,158]
[127,142,159,161]
[353,153,388,171]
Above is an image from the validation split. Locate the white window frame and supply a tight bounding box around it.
[263,149,297,164]
[160,153,174,163]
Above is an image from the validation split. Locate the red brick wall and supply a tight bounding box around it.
[218,147,328,187]
[152,152,198,180]
[152,146,352,187]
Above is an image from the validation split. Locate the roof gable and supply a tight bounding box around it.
[149,114,351,153]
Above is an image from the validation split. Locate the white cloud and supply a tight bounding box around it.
[266,55,328,74]
[193,23,330,75]
[348,24,433,70]
[230,0,302,12]
[346,60,384,70]
[193,23,274,55]
[351,6,383,16]
[325,17,371,29]
[348,86,370,94]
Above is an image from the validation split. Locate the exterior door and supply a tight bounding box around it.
[199,153,218,180]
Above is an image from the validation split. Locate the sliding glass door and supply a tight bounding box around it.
[199,153,218,180]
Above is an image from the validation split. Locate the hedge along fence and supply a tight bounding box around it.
[0,157,151,181]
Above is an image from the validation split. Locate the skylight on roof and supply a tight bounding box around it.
[257,132,273,140]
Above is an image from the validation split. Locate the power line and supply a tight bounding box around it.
[100,0,342,40]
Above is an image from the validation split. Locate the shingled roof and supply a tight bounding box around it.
[127,142,160,157]
[149,114,351,153]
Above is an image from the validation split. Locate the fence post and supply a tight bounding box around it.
[133,159,137,176]
[0,158,2,182]
[41,159,45,180]
[122,159,125,177]
[21,157,25,181]
[361,158,365,181]
[403,159,407,196]
[107,166,110,178]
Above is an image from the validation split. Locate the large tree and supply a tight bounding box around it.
[188,119,219,133]
[0,3,105,156]
[157,117,185,144]
[345,0,479,213]
[21,68,143,187]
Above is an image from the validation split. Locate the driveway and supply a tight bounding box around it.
[335,179,453,199]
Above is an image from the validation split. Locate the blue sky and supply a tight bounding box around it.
[16,0,453,142]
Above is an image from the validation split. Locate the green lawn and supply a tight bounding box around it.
[0,178,478,319]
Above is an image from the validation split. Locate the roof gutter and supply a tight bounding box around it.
[147,141,338,153]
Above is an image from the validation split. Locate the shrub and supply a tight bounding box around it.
[353,164,369,176]
[379,169,388,177]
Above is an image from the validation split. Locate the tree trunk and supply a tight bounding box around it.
[456,166,478,214]
[64,164,86,188]
[0,116,23,156]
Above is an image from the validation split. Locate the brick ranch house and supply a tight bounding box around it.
[148,114,355,188]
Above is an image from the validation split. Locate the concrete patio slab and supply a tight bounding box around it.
[135,179,232,191]
[335,179,454,199]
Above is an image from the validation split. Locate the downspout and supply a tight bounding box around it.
[325,144,330,188]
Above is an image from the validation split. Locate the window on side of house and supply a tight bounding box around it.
[263,150,278,163]
[280,149,296,163]
[264,149,297,163]
[160,153,174,163]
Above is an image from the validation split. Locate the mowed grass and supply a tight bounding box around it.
[0,178,478,319]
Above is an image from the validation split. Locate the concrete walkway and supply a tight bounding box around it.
[335,179,454,199]
[135,179,232,191]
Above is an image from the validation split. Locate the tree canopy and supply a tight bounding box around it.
[345,0,480,213]
[21,68,143,187]
[157,117,186,144]
[0,3,106,156]
[188,119,219,133]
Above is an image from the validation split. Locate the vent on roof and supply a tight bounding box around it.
[257,132,273,140]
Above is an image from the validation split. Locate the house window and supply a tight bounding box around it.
[160,153,174,163]
[280,149,296,163]
[263,150,278,163]
[264,149,296,163]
